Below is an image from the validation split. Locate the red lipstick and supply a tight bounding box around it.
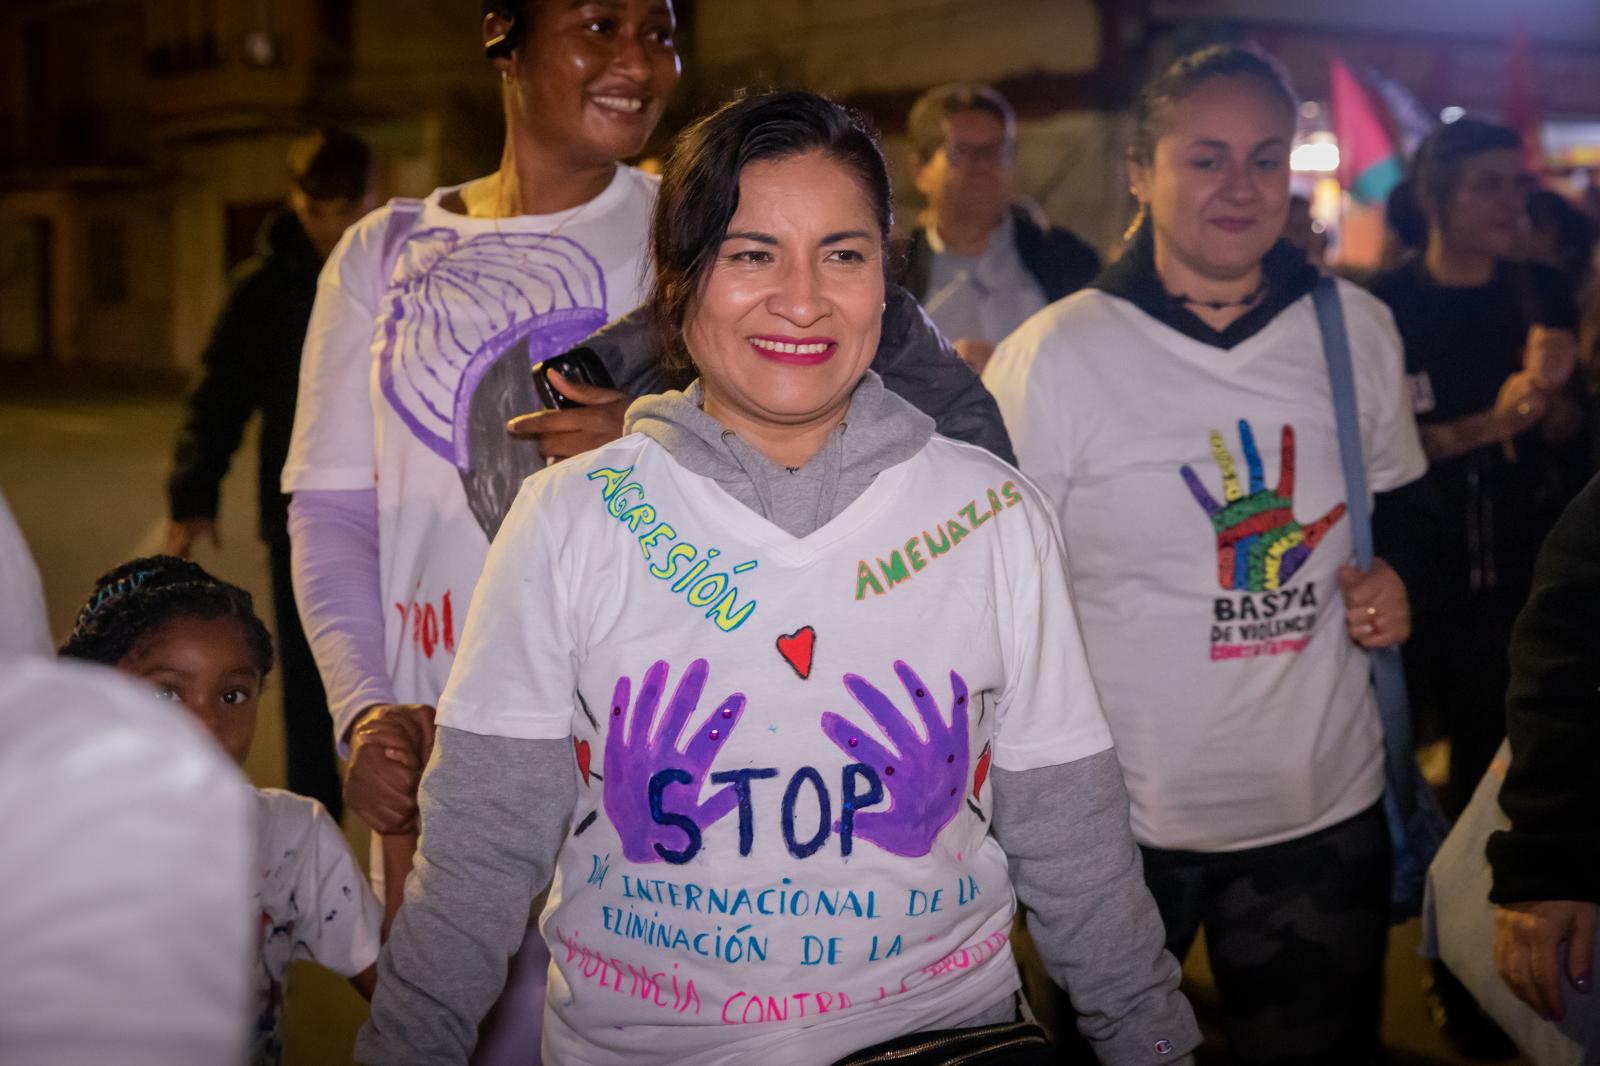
[747,335,838,366]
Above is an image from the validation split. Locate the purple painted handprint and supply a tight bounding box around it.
[603,659,748,864]
[820,662,970,858]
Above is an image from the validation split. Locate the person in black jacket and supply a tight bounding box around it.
[1489,471,1600,1023]
[895,82,1100,374]
[165,127,373,820]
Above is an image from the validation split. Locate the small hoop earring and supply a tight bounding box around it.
[1123,201,1149,241]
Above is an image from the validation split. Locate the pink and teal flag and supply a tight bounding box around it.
[1329,56,1403,205]
[1504,19,1543,174]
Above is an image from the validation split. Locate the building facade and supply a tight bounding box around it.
[0,0,1147,373]
[0,0,493,372]
[26,1,1592,373]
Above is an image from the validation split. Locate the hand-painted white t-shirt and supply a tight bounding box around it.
[249,789,381,1066]
[437,435,1113,1065]
[984,281,1427,852]
[281,167,656,713]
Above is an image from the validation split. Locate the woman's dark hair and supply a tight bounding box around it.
[1385,178,1427,252]
[649,89,893,378]
[59,555,274,675]
[287,127,371,203]
[1411,118,1522,222]
[1130,44,1298,167]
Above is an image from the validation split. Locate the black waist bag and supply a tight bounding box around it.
[830,1021,1054,1065]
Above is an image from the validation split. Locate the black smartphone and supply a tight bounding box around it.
[531,345,616,410]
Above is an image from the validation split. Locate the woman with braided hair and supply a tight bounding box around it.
[60,555,383,1066]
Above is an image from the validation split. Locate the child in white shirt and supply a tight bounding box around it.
[60,555,382,1066]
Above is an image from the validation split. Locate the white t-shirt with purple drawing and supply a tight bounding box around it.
[281,167,657,713]
[436,433,1114,1065]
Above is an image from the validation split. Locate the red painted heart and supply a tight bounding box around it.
[573,737,593,786]
[775,625,816,679]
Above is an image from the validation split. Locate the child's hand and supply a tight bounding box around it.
[345,703,436,834]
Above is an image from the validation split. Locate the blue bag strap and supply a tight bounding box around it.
[1310,276,1419,821]
[1311,276,1374,566]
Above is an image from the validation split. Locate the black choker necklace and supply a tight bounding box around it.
[1169,279,1269,312]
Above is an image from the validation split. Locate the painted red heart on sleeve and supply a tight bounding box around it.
[574,737,593,786]
[973,741,992,801]
[775,625,816,679]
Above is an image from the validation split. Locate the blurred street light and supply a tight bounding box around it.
[1292,138,1341,173]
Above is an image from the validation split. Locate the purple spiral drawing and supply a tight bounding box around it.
[377,228,609,470]
[375,227,612,537]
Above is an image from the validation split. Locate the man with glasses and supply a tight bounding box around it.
[898,83,1100,373]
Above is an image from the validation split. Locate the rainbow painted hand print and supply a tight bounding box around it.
[1180,420,1346,592]
[604,659,748,864]
[819,662,970,858]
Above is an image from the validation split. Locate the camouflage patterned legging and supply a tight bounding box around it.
[1142,801,1391,1065]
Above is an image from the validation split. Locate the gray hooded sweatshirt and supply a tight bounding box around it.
[358,376,1199,1065]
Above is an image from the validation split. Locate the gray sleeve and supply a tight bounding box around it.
[873,285,1017,465]
[991,752,1200,1065]
[355,726,575,1065]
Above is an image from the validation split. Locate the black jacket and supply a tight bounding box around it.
[168,210,321,541]
[1487,471,1600,904]
[896,206,1101,307]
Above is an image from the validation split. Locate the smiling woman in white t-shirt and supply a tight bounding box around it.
[357,89,1198,1066]
[984,46,1429,1064]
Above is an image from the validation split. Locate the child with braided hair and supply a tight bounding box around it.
[60,555,382,1066]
